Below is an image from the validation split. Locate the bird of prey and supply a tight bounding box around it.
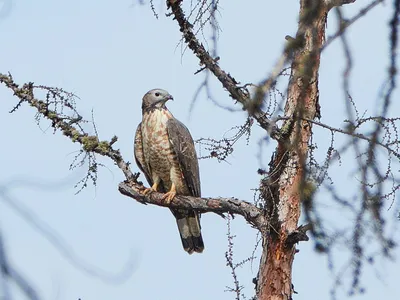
[134,88,204,254]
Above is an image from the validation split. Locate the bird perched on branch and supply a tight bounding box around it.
[134,88,204,254]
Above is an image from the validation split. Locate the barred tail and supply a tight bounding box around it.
[174,210,204,254]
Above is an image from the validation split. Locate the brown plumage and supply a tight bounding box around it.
[134,88,204,254]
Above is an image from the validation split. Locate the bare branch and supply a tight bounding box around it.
[322,0,384,52]
[196,118,253,161]
[385,0,400,115]
[118,182,267,231]
[225,215,243,300]
[166,0,279,138]
[150,0,159,19]
[0,72,135,182]
[324,0,356,10]
[1,72,267,231]
[304,117,400,159]
[284,224,312,249]
[224,215,254,299]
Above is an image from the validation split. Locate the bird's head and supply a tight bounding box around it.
[142,89,173,112]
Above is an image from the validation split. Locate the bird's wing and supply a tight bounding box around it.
[166,118,201,197]
[134,122,153,186]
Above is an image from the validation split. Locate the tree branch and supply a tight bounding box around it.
[0,72,135,182]
[304,117,400,159]
[1,72,267,231]
[322,0,383,52]
[284,223,312,249]
[166,0,279,139]
[324,0,356,10]
[118,181,267,230]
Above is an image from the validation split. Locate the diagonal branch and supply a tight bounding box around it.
[166,0,279,138]
[0,72,135,182]
[0,72,267,231]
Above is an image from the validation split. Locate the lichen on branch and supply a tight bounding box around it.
[1,71,268,229]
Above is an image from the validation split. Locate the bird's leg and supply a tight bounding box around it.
[144,181,159,195]
[162,183,176,204]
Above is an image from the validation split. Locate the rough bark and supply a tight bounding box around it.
[118,182,267,229]
[257,2,329,299]
[1,1,361,299]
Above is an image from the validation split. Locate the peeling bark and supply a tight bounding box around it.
[257,2,329,299]
[1,1,361,298]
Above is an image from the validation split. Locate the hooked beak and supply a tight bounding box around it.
[157,94,173,105]
[163,94,174,102]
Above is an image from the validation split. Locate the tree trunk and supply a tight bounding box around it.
[257,1,327,299]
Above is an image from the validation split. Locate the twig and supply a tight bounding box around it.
[0,72,267,232]
[166,0,279,138]
[0,73,135,182]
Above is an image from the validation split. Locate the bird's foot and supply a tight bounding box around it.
[143,182,159,195]
[143,187,155,195]
[162,190,176,204]
[162,183,176,204]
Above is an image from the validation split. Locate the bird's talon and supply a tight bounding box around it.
[143,182,159,196]
[143,188,154,195]
[162,191,176,204]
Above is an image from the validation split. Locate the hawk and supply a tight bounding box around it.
[134,88,204,254]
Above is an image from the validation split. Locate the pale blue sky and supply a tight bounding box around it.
[0,1,399,300]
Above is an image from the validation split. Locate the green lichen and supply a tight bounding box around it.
[82,135,99,152]
[71,129,81,142]
[97,141,110,155]
[47,111,57,119]
[279,118,294,139]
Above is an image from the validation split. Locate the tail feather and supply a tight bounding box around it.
[173,209,204,254]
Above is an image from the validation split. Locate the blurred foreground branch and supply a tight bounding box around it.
[0,229,39,300]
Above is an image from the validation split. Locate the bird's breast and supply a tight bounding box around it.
[141,109,172,144]
[141,109,174,185]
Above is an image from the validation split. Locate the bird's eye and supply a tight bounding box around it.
[155,92,160,97]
